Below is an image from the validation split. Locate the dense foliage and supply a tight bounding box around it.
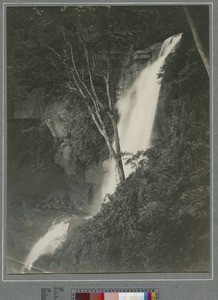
[7,6,209,273]
[7,6,186,100]
[35,32,210,273]
[67,99,107,168]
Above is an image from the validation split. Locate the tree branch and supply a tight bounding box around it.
[60,30,101,113]
[80,38,101,106]
[103,75,113,112]
[42,42,62,60]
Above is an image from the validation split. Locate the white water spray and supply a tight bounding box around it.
[22,221,70,272]
[101,34,182,198]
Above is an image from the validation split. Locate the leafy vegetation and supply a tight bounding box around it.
[66,99,106,169]
[35,32,210,273]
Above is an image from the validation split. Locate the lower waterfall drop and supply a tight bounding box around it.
[22,221,70,272]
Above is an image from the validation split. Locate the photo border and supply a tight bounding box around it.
[1,0,216,292]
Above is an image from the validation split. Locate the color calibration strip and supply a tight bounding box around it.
[72,289,158,300]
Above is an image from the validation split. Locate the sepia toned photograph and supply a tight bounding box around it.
[6,4,210,275]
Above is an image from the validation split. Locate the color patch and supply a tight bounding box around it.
[119,293,144,300]
[151,292,156,300]
[90,293,105,300]
[105,293,119,300]
[75,293,90,300]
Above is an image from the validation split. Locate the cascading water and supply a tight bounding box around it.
[101,34,182,199]
[22,221,70,272]
[22,34,182,272]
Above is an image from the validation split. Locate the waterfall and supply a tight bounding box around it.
[101,34,182,199]
[22,35,182,271]
[22,221,70,272]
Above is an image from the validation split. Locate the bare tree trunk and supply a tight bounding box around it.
[183,6,210,77]
[102,63,125,182]
[89,108,125,183]
[111,118,125,182]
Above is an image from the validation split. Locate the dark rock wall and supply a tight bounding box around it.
[119,42,162,94]
[152,82,172,143]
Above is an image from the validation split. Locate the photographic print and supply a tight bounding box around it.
[6,4,210,275]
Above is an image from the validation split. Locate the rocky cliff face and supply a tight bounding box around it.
[43,96,75,176]
[153,82,172,141]
[43,96,104,187]
[119,42,163,94]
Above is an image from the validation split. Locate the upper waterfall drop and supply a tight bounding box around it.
[101,34,182,199]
